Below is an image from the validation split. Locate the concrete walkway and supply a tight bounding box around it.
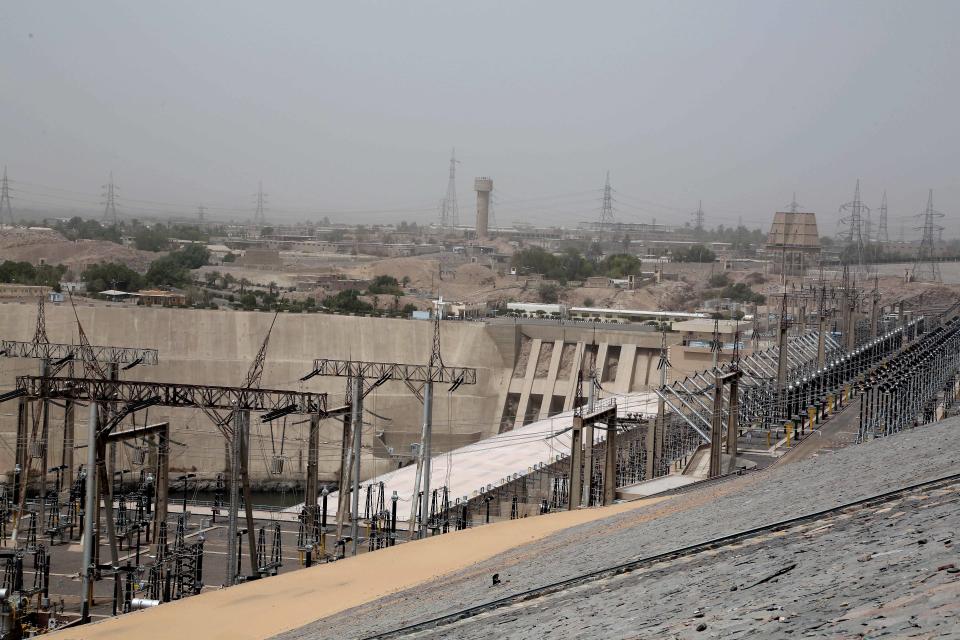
[51,496,669,640]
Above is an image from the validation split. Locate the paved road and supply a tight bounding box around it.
[779,394,863,462]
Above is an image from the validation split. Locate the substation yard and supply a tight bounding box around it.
[57,413,960,639]
[37,510,310,622]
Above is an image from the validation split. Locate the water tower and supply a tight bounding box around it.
[474,177,493,239]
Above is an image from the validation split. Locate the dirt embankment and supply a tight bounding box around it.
[0,227,158,273]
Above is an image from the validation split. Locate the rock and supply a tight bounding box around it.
[696,623,707,632]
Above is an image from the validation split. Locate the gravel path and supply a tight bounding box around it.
[277,418,960,640]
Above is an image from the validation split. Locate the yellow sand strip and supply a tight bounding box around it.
[55,496,668,640]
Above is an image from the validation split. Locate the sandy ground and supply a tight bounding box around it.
[0,227,158,273]
[53,496,669,640]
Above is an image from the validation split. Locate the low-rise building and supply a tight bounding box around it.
[0,284,51,300]
[137,289,187,307]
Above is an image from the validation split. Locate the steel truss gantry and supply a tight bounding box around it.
[15,376,330,414]
[0,340,158,366]
[302,355,477,551]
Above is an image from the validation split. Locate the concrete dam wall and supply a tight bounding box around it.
[0,302,514,488]
[0,303,704,490]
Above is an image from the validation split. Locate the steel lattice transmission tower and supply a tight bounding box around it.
[439,149,460,229]
[0,166,13,225]
[912,189,944,283]
[102,171,119,225]
[253,181,267,226]
[838,179,869,270]
[691,200,705,233]
[877,190,889,244]
[787,192,802,213]
[599,171,614,229]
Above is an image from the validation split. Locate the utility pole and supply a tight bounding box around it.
[80,402,98,623]
[599,172,614,230]
[440,149,459,229]
[911,189,944,283]
[776,289,790,421]
[725,327,741,458]
[817,284,827,370]
[417,300,444,538]
[102,171,119,225]
[581,369,596,507]
[711,317,722,370]
[647,330,669,479]
[349,376,362,556]
[0,166,13,225]
[568,373,584,510]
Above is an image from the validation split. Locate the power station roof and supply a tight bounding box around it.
[766,211,820,250]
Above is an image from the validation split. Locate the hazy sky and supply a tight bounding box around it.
[2,1,958,234]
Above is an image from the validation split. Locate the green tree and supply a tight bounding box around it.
[322,289,373,313]
[171,244,210,269]
[82,262,143,292]
[675,245,717,263]
[708,273,731,288]
[53,217,122,244]
[144,256,189,288]
[720,283,765,304]
[134,225,169,251]
[0,261,67,290]
[368,275,402,295]
[538,283,560,304]
[239,292,258,310]
[599,254,641,278]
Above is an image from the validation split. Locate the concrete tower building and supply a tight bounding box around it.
[474,177,493,239]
